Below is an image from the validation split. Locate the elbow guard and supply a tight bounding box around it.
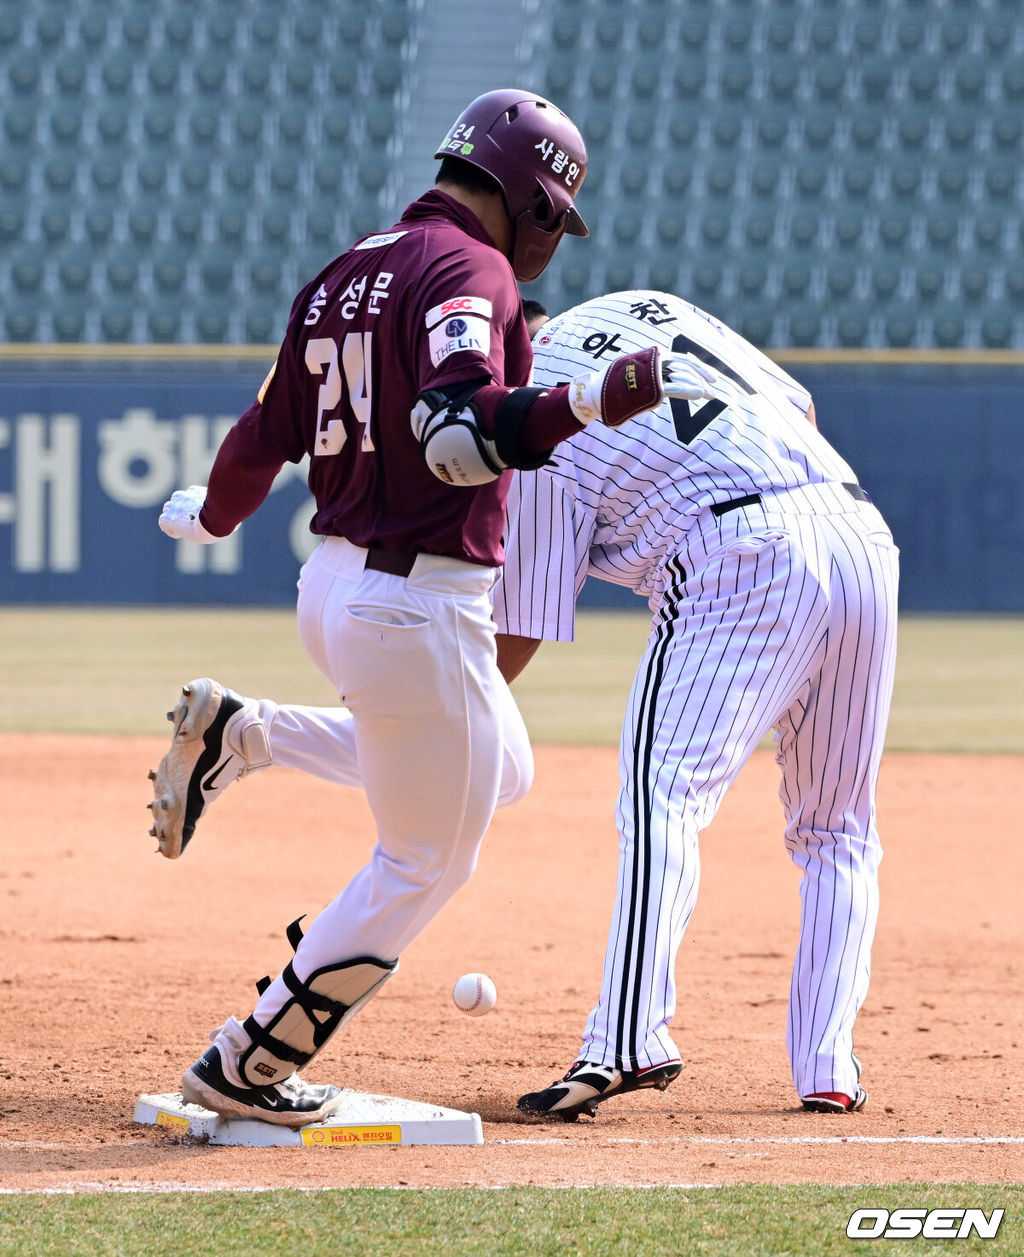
[411,385,551,487]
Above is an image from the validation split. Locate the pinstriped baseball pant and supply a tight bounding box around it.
[580,484,899,1101]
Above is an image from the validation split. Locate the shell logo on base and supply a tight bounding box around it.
[301,1124,402,1147]
[156,1110,190,1130]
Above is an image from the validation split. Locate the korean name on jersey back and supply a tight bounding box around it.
[426,296,493,367]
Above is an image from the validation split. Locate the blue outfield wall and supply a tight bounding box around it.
[0,353,1022,612]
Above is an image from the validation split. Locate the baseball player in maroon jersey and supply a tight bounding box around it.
[148,93,716,1126]
[493,290,899,1121]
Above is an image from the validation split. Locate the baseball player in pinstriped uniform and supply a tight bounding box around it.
[493,290,900,1121]
[147,95,717,1127]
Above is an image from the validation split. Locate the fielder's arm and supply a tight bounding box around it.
[495,633,542,684]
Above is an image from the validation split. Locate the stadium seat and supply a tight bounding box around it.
[826,262,856,300]
[164,12,193,50]
[992,113,1022,150]
[915,261,945,301]
[245,309,277,343]
[984,162,1016,200]
[860,58,893,102]
[926,215,957,249]
[954,57,986,103]
[84,205,115,245]
[906,59,939,102]
[897,18,925,53]
[737,262,767,297]
[936,163,970,201]
[700,213,729,247]
[766,62,798,101]
[932,305,966,348]
[1003,264,1024,303]
[172,208,202,246]
[757,110,789,148]
[49,107,82,147]
[251,258,282,295]
[148,305,183,342]
[849,111,883,151]
[957,261,990,303]
[5,305,39,341]
[8,59,40,96]
[55,55,88,96]
[766,17,795,52]
[781,262,812,298]
[813,57,845,101]
[34,9,65,47]
[106,253,140,296]
[152,251,188,295]
[52,306,87,342]
[40,206,70,244]
[100,304,136,342]
[744,213,774,247]
[896,110,930,150]
[803,116,834,150]
[979,304,1015,349]
[985,21,1012,56]
[833,213,864,248]
[788,306,822,348]
[871,263,900,300]
[43,156,75,193]
[101,55,134,96]
[96,106,129,146]
[11,249,46,295]
[143,106,177,147]
[749,164,779,198]
[225,161,255,195]
[711,109,743,149]
[674,57,705,100]
[668,113,698,148]
[794,161,827,199]
[974,214,1003,251]
[705,163,736,198]
[884,305,918,348]
[613,213,642,246]
[195,307,231,344]
[136,159,166,195]
[1000,59,1024,102]
[217,207,247,246]
[91,158,123,195]
[878,210,911,249]
[606,260,639,293]
[722,16,751,51]
[0,200,25,244]
[835,308,869,348]
[740,311,772,347]
[790,213,819,248]
[206,11,237,48]
[890,165,921,200]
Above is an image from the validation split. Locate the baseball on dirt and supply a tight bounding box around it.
[452,972,497,1016]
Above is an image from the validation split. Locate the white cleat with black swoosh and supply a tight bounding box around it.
[147,678,271,859]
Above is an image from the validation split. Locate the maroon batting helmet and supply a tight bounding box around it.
[435,89,589,282]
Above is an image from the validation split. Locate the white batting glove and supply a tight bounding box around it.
[660,354,718,401]
[158,485,222,543]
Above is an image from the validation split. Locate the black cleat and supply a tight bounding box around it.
[517,1058,683,1122]
[181,1046,343,1128]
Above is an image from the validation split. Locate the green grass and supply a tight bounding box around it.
[0,1186,1020,1256]
[1,608,1020,752]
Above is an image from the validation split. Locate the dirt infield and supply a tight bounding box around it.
[2,734,1022,1190]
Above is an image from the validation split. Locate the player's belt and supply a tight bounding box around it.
[710,482,870,517]
[364,547,418,578]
